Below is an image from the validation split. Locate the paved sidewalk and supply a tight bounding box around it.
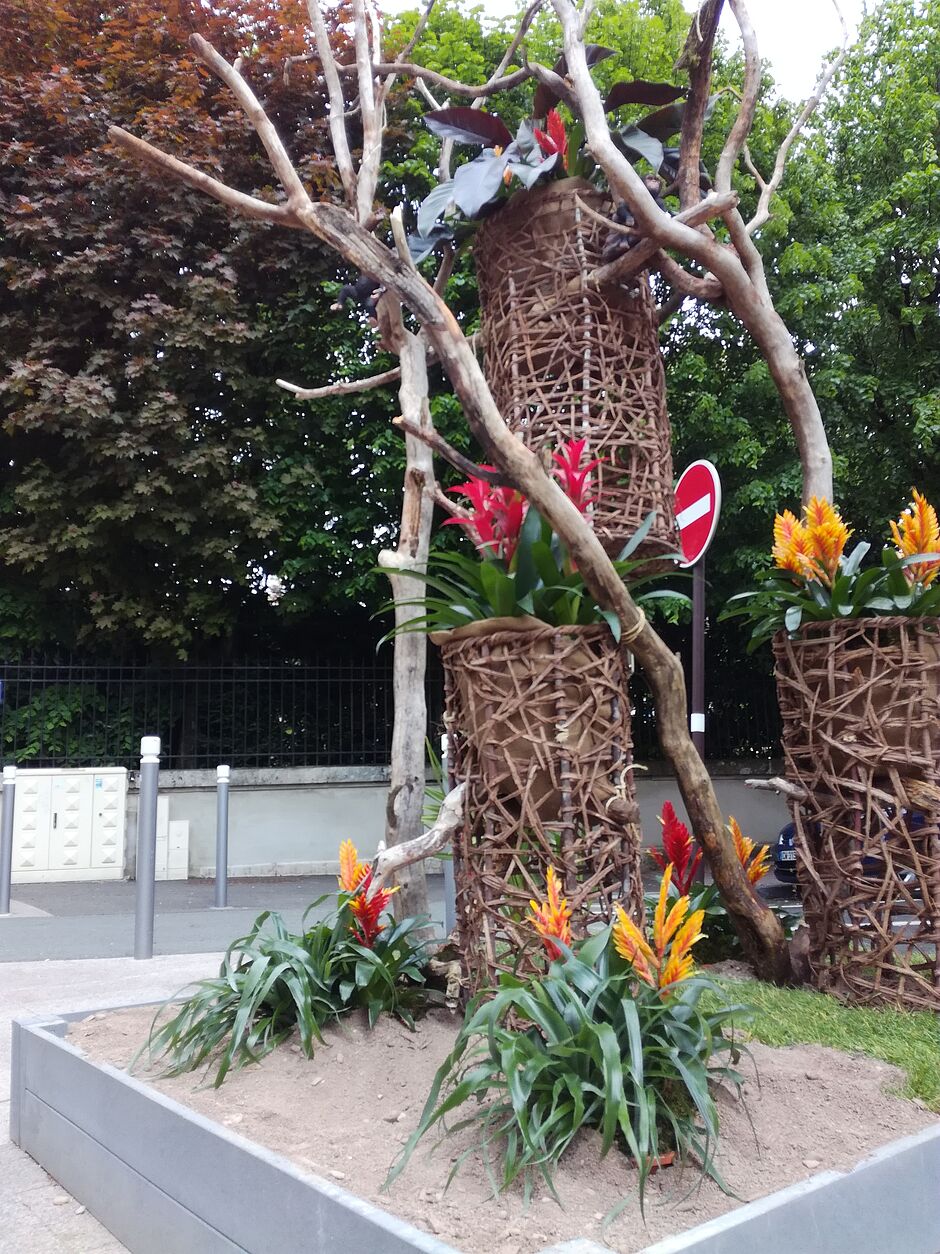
[1,953,223,1253]
[1,875,447,963]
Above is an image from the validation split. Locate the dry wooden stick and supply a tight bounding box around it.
[369,783,465,894]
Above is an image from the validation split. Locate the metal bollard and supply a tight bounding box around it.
[0,766,16,916]
[440,734,456,938]
[213,765,231,909]
[134,736,161,959]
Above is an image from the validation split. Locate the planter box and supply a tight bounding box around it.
[11,1008,940,1254]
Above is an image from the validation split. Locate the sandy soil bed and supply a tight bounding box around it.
[72,1004,936,1254]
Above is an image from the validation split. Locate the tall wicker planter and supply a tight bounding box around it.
[474,178,677,560]
[438,619,643,994]
[773,617,940,1010]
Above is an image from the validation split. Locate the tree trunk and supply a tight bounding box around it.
[377,313,436,924]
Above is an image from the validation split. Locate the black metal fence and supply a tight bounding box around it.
[0,655,781,770]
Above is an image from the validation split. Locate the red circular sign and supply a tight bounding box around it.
[674,460,721,567]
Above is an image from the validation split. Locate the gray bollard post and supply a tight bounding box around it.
[0,766,16,916]
[213,764,231,909]
[134,736,161,960]
[440,734,456,938]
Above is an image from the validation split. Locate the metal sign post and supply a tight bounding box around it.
[0,766,16,916]
[214,765,231,909]
[134,736,161,959]
[675,460,722,761]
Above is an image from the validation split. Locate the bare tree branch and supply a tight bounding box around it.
[369,783,465,896]
[109,126,302,228]
[305,0,358,208]
[716,0,761,194]
[745,0,849,234]
[393,416,509,485]
[433,485,471,518]
[391,0,437,67]
[352,0,383,221]
[675,0,723,212]
[551,0,832,503]
[276,366,401,399]
[346,61,532,97]
[190,34,311,210]
[652,250,723,300]
[655,288,687,325]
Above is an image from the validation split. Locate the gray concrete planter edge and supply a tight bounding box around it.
[10,1006,940,1254]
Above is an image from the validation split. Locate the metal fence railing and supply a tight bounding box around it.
[0,655,781,771]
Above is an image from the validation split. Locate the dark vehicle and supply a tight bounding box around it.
[773,812,926,884]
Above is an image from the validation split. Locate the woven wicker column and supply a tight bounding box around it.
[439,622,642,995]
[773,617,940,1010]
[474,177,678,560]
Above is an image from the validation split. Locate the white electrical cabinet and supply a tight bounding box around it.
[11,767,127,883]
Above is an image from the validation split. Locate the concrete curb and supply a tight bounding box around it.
[10,1008,940,1254]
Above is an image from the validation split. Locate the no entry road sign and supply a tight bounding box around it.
[675,460,721,568]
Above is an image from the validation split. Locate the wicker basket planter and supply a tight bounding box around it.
[474,177,677,560]
[438,619,643,994]
[773,617,940,1010]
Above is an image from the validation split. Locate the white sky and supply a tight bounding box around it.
[381,0,868,102]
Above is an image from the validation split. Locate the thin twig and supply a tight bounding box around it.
[343,61,531,97]
[276,366,401,399]
[393,416,509,485]
[745,0,849,234]
[716,0,761,194]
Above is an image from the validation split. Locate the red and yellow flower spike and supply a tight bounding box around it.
[890,489,940,588]
[529,865,573,959]
[613,867,705,997]
[337,840,398,948]
[612,904,656,987]
[729,817,771,885]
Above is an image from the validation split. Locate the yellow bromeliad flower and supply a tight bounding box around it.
[890,489,940,587]
[529,865,573,959]
[338,839,370,894]
[772,498,851,587]
[613,865,705,995]
[803,496,852,585]
[729,817,771,885]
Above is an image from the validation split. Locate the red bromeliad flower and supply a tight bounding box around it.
[551,438,602,517]
[445,474,526,563]
[534,109,568,172]
[337,839,398,947]
[648,801,701,895]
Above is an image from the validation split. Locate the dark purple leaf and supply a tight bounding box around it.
[423,107,513,149]
[637,102,685,141]
[532,45,615,118]
[605,80,686,111]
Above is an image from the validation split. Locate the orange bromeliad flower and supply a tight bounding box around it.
[613,865,705,995]
[729,817,771,885]
[337,839,398,948]
[890,489,940,587]
[529,865,573,959]
[772,499,851,587]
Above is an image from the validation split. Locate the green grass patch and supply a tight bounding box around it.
[711,978,940,1111]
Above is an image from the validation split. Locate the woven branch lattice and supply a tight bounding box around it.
[440,622,643,995]
[474,178,677,559]
[774,617,940,1010]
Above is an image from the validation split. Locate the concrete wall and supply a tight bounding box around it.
[124,764,790,879]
